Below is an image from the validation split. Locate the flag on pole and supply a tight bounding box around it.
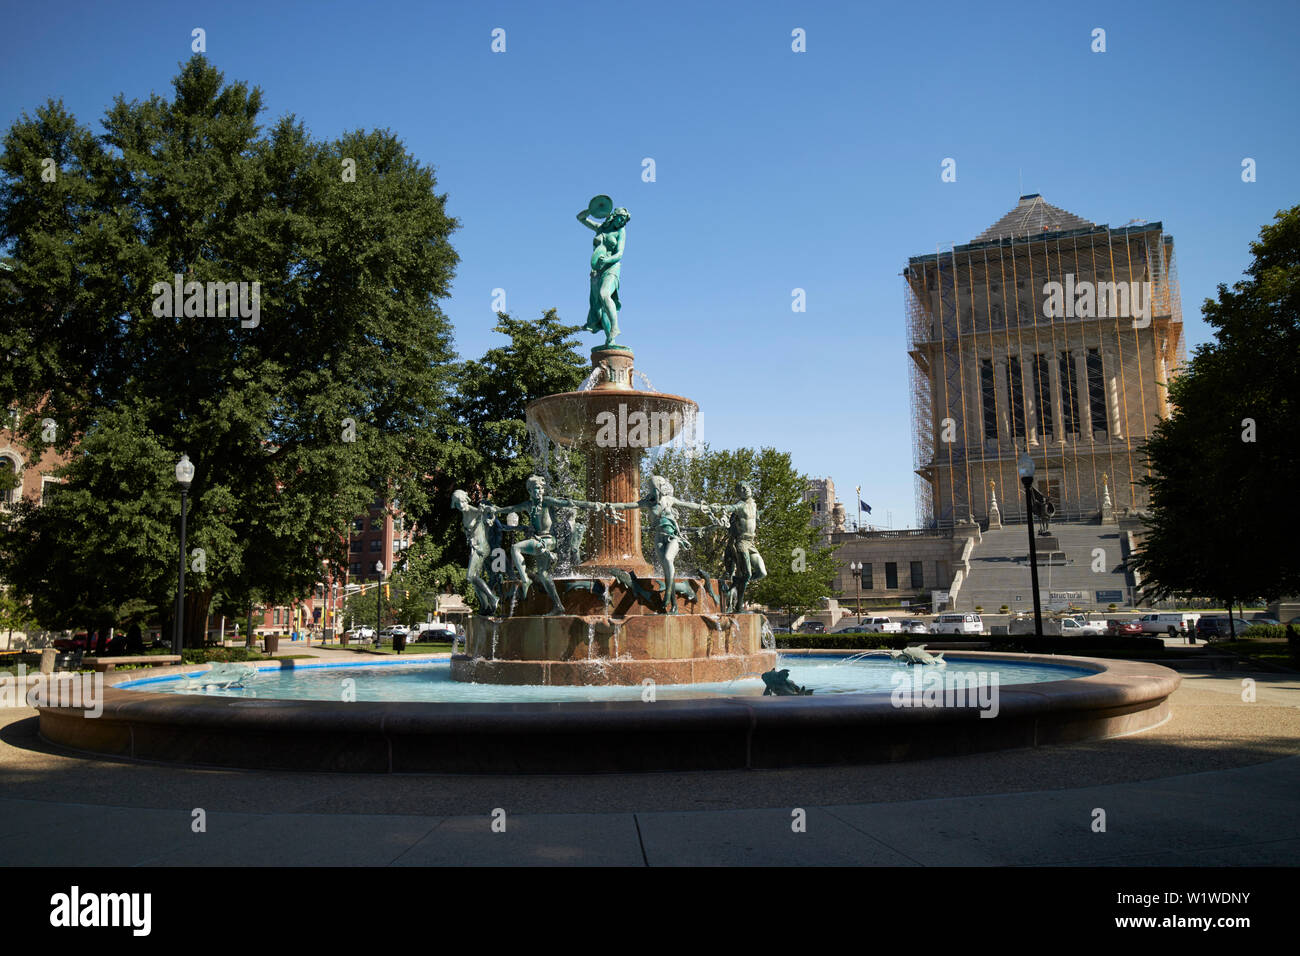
[860,499,872,514]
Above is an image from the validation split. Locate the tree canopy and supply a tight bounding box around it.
[1132,205,1300,612]
[410,309,588,597]
[0,56,459,642]
[644,445,838,614]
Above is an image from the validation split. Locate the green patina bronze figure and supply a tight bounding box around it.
[576,195,629,347]
[607,475,711,614]
[761,668,813,696]
[713,481,767,612]
[494,476,610,616]
[451,490,500,616]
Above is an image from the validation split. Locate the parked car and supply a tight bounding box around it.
[347,626,376,641]
[412,626,458,644]
[930,613,983,635]
[1106,619,1144,636]
[1069,616,1108,636]
[1249,615,1281,627]
[829,619,866,634]
[1195,616,1251,641]
[769,626,792,634]
[52,634,90,652]
[897,619,930,635]
[796,621,826,634]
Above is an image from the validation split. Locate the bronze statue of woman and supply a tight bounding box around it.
[576,197,629,347]
[606,475,711,614]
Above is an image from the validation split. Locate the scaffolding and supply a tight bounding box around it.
[905,196,1184,529]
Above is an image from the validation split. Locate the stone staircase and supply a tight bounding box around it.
[955,520,1135,612]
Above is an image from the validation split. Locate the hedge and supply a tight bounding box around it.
[776,633,1166,654]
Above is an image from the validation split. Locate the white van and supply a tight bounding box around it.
[1137,612,1199,636]
[930,613,983,635]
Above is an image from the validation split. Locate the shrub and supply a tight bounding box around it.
[1237,624,1287,640]
[179,647,266,664]
[777,634,909,650]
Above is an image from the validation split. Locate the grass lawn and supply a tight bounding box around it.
[326,642,454,656]
[1213,638,1299,669]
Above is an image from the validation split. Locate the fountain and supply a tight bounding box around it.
[451,343,775,685]
[34,193,1182,773]
[448,195,775,686]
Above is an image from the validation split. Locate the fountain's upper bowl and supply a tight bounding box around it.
[527,389,697,448]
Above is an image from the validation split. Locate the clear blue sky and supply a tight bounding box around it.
[3,0,1297,526]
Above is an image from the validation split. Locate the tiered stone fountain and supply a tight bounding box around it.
[450,344,776,686]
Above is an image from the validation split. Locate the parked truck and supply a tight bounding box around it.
[1136,612,1200,636]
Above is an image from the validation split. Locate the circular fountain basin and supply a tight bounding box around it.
[526,388,697,447]
[37,652,1180,773]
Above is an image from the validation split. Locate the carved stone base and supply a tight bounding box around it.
[455,611,774,686]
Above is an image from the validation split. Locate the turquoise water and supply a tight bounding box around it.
[118,654,1092,703]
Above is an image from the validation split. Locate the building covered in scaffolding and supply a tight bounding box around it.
[906,194,1184,529]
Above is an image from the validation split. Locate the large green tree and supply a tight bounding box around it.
[1132,205,1300,623]
[0,56,459,644]
[645,445,838,614]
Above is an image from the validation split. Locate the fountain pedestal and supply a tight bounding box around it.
[453,578,772,685]
[454,346,774,686]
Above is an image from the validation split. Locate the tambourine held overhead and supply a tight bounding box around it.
[587,194,614,218]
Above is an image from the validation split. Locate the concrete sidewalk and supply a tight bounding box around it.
[1,668,1297,866]
[0,756,1295,866]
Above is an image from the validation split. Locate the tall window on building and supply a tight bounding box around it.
[40,477,61,506]
[0,455,17,508]
[885,562,898,589]
[1059,353,1080,435]
[350,540,362,552]
[1086,349,1107,437]
[1006,357,1025,439]
[862,563,873,590]
[910,561,924,589]
[980,360,997,439]
[369,539,382,552]
[1034,354,1054,440]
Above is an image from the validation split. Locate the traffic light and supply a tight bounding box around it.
[384,584,391,600]
[404,590,410,600]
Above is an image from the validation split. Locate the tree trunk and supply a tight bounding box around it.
[183,589,213,649]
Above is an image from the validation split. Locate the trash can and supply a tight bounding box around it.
[393,633,406,653]
[264,634,280,655]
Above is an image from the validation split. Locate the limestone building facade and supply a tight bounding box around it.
[905,195,1184,528]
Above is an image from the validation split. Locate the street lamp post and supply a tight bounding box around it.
[1018,453,1044,638]
[849,561,863,618]
[172,454,195,656]
[375,560,385,645]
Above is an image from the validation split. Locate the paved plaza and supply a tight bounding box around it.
[2,654,1297,866]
